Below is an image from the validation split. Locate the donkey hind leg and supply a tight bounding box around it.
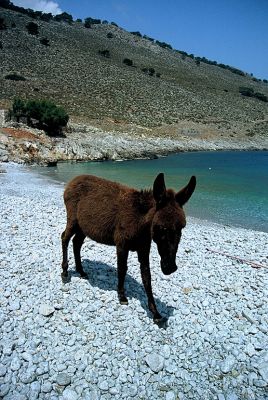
[73,229,86,278]
[61,225,75,279]
[117,246,129,305]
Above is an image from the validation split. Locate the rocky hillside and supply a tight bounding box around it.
[0,5,268,157]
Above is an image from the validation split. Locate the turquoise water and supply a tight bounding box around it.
[34,151,268,232]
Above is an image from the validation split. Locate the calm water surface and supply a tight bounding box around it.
[33,151,268,232]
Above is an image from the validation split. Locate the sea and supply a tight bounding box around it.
[33,151,268,233]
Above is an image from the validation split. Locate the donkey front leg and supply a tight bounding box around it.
[117,245,129,305]
[137,249,163,323]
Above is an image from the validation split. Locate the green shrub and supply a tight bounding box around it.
[99,49,110,58]
[254,92,268,102]
[5,73,26,81]
[131,31,142,37]
[0,17,7,30]
[26,22,39,35]
[84,17,101,26]
[40,13,53,22]
[40,37,50,46]
[54,12,73,24]
[11,97,27,121]
[239,87,267,102]
[123,58,133,66]
[9,98,69,135]
[239,87,254,97]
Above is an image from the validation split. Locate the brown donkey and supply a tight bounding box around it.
[61,173,196,323]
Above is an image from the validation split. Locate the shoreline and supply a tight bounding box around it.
[1,121,268,165]
[0,162,268,399]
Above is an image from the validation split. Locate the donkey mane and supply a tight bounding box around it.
[132,189,154,214]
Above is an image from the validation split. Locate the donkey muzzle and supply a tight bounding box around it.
[161,260,177,275]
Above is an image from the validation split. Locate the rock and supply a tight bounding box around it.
[62,388,79,400]
[0,383,10,397]
[244,343,255,357]
[41,382,52,393]
[166,391,176,400]
[145,353,165,373]
[220,355,236,374]
[98,380,109,391]
[39,303,55,316]
[242,309,256,324]
[226,393,239,400]
[20,370,36,384]
[56,372,71,386]
[10,357,21,371]
[0,365,7,376]
[257,364,268,383]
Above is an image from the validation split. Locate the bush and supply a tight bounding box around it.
[5,73,26,81]
[0,17,7,30]
[11,98,27,121]
[40,37,50,46]
[54,12,73,24]
[254,92,268,102]
[99,49,110,58]
[239,87,268,102]
[40,13,53,22]
[10,98,69,135]
[123,58,133,66]
[26,22,39,35]
[131,31,142,37]
[107,32,113,39]
[148,67,155,76]
[239,87,254,97]
[84,17,101,26]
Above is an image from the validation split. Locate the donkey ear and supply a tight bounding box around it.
[175,176,196,206]
[153,173,166,207]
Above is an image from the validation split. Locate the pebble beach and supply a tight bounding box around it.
[0,163,268,400]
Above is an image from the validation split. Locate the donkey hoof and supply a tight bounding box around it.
[61,272,70,284]
[119,296,128,305]
[153,315,168,328]
[77,269,87,279]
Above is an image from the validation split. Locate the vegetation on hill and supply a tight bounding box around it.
[0,1,268,136]
[9,98,69,135]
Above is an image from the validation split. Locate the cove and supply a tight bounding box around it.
[33,151,268,233]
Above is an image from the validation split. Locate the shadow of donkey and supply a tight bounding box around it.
[68,258,175,325]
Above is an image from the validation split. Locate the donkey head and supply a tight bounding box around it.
[152,173,196,275]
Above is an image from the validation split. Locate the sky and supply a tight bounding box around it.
[12,0,268,79]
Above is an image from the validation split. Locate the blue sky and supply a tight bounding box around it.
[13,0,268,79]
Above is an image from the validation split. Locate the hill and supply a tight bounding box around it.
[0,5,268,163]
